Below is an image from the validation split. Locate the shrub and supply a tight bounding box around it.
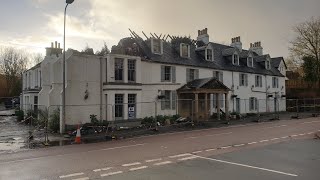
[90,114,99,125]
[141,116,155,126]
[49,108,60,133]
[15,110,24,122]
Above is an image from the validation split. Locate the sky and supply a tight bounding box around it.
[0,0,319,58]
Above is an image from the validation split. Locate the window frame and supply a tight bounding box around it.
[255,75,262,87]
[180,43,190,58]
[239,73,248,86]
[115,94,124,119]
[164,66,171,81]
[127,59,136,82]
[247,56,253,67]
[206,48,213,61]
[233,53,239,65]
[272,77,279,88]
[151,38,162,54]
[114,58,124,81]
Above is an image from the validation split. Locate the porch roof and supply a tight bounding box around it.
[177,77,230,94]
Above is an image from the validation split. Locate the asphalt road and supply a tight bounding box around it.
[0,117,319,180]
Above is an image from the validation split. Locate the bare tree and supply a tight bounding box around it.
[289,17,320,85]
[30,53,44,66]
[0,46,29,96]
[95,42,110,56]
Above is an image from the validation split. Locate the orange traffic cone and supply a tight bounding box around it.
[75,125,81,144]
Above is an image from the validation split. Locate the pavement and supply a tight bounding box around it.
[0,116,319,179]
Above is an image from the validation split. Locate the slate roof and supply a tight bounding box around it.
[271,57,287,69]
[177,77,230,92]
[114,37,285,77]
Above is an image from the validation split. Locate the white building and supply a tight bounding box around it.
[22,28,287,130]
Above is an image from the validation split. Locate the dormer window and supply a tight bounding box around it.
[247,56,253,67]
[180,43,190,58]
[206,48,213,61]
[265,60,271,70]
[151,38,163,54]
[232,53,239,65]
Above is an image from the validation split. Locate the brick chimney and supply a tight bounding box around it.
[230,36,242,51]
[45,41,63,57]
[249,41,263,56]
[197,28,209,44]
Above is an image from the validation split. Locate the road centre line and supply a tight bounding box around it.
[192,151,203,154]
[220,146,232,149]
[0,143,146,165]
[185,132,232,139]
[259,140,269,142]
[248,142,257,145]
[194,155,298,177]
[72,177,89,180]
[93,167,112,172]
[205,148,216,152]
[145,158,162,163]
[154,161,172,166]
[129,166,148,171]
[178,156,198,161]
[301,120,320,124]
[101,171,123,177]
[233,144,245,147]
[169,153,192,158]
[122,162,141,167]
[59,172,84,179]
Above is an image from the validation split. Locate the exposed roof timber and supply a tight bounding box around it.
[159,34,162,39]
[162,34,167,41]
[150,33,156,38]
[142,31,149,40]
[165,34,170,41]
[153,33,160,39]
[128,28,137,39]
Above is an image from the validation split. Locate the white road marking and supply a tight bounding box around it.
[233,144,245,147]
[122,162,141,167]
[185,132,232,139]
[195,155,298,177]
[129,166,148,171]
[101,171,123,177]
[178,156,198,161]
[298,133,306,136]
[281,136,289,139]
[248,142,257,145]
[59,172,84,179]
[0,143,146,165]
[93,167,112,172]
[265,125,287,129]
[145,158,162,163]
[291,135,298,137]
[301,120,320,124]
[154,161,172,166]
[259,140,269,142]
[220,146,232,149]
[205,148,216,152]
[192,151,203,154]
[307,132,314,135]
[270,138,280,141]
[169,153,192,158]
[72,177,89,180]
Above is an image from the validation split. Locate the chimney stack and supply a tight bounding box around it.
[55,41,57,48]
[230,36,242,51]
[197,28,209,45]
[249,41,263,56]
[46,41,63,57]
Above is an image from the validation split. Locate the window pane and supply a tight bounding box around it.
[189,69,195,81]
[164,66,171,81]
[115,94,124,118]
[206,49,212,60]
[115,58,124,81]
[181,44,189,57]
[128,59,136,82]
[153,39,161,53]
[164,91,171,109]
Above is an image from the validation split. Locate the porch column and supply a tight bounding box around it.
[194,93,199,121]
[225,92,229,121]
[216,93,220,121]
[204,93,208,120]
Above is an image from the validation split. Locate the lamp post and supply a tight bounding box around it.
[61,0,74,134]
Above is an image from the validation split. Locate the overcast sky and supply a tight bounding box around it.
[0,0,319,58]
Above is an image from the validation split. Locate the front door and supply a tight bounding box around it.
[236,98,240,113]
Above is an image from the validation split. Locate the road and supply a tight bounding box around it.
[0,117,319,180]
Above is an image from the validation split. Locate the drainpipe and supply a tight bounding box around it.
[265,75,268,111]
[232,71,234,112]
[99,57,103,121]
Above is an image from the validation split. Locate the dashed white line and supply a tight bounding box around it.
[307,132,314,135]
[145,158,162,163]
[265,125,287,129]
[291,135,298,137]
[233,144,245,147]
[101,171,123,177]
[270,138,280,141]
[220,146,232,149]
[154,161,172,166]
[178,156,198,161]
[281,136,289,139]
[93,167,112,172]
[59,172,84,179]
[185,132,232,139]
[169,153,192,158]
[301,121,320,124]
[298,133,306,136]
[129,166,148,171]
[192,151,203,154]
[72,177,89,180]
[259,140,269,142]
[248,142,257,145]
[205,148,216,152]
[194,155,298,177]
[122,162,141,167]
